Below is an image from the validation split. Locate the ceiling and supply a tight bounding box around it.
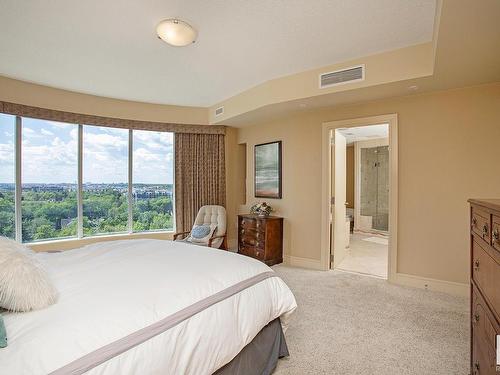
[338,124,388,145]
[0,0,436,107]
[221,0,500,126]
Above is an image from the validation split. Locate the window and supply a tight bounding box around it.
[0,113,175,243]
[21,118,78,242]
[83,126,129,236]
[132,131,174,231]
[0,114,16,239]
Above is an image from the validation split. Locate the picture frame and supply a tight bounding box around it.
[254,141,282,199]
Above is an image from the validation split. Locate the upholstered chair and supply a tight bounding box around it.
[173,205,227,249]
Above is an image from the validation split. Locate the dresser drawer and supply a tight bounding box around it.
[240,217,257,230]
[471,285,499,375]
[472,240,500,319]
[472,285,500,353]
[472,207,491,244]
[239,245,265,261]
[492,216,500,251]
[239,233,265,249]
[472,330,497,375]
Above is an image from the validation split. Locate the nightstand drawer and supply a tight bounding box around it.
[239,233,265,248]
[239,245,265,261]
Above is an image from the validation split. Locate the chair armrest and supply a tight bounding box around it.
[173,231,191,241]
[208,234,227,248]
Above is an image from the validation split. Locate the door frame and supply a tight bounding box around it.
[320,114,398,282]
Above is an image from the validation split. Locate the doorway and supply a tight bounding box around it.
[321,114,398,281]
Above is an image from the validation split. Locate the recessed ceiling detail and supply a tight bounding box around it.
[0,0,436,107]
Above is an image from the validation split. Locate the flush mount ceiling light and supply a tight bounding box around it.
[156,19,197,47]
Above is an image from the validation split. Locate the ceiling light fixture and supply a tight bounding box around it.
[156,19,197,47]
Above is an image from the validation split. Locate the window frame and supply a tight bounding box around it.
[8,116,175,244]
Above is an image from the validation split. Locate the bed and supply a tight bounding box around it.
[0,239,297,374]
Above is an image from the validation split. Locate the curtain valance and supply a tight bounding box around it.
[0,101,225,135]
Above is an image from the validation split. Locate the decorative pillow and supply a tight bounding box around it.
[191,225,212,239]
[188,224,217,244]
[0,237,58,312]
[0,314,6,348]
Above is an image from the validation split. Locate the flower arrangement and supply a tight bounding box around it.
[250,202,273,217]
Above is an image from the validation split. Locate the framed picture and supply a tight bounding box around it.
[254,141,282,199]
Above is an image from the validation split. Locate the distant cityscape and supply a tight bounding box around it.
[0,182,173,200]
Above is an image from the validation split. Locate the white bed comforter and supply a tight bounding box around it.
[0,239,297,375]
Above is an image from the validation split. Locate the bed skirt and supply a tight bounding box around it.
[214,318,289,375]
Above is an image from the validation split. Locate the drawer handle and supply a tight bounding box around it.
[482,224,488,237]
[473,361,479,374]
[473,259,480,271]
[493,228,499,243]
[472,313,480,324]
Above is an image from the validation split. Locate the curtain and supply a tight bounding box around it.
[0,101,225,135]
[174,133,226,232]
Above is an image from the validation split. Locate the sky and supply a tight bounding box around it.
[0,114,174,184]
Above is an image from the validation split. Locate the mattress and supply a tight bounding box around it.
[0,239,297,374]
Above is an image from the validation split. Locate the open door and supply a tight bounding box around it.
[330,130,348,268]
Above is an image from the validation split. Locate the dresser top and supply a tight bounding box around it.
[238,214,283,220]
[468,199,500,212]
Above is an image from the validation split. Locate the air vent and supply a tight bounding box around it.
[215,106,224,116]
[319,65,364,89]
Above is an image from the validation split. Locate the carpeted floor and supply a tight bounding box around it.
[273,265,469,375]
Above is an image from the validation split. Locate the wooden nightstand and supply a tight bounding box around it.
[237,214,283,266]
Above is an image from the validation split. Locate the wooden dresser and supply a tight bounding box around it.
[237,214,283,266]
[469,199,500,375]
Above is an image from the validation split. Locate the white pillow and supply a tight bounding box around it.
[0,237,58,312]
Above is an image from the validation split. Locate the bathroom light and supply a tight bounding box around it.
[156,19,197,47]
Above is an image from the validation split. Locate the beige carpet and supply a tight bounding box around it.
[273,265,468,375]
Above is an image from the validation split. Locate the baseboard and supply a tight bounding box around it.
[392,272,469,297]
[284,255,323,270]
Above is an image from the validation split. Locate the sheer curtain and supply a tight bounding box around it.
[174,133,226,232]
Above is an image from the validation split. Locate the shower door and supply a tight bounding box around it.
[360,145,389,232]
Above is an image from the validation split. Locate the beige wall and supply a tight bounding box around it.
[346,146,355,209]
[224,127,243,250]
[0,76,208,125]
[233,82,500,284]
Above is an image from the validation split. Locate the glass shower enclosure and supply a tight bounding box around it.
[360,145,389,232]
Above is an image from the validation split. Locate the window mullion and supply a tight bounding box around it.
[77,125,83,238]
[128,129,133,233]
[14,116,22,242]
